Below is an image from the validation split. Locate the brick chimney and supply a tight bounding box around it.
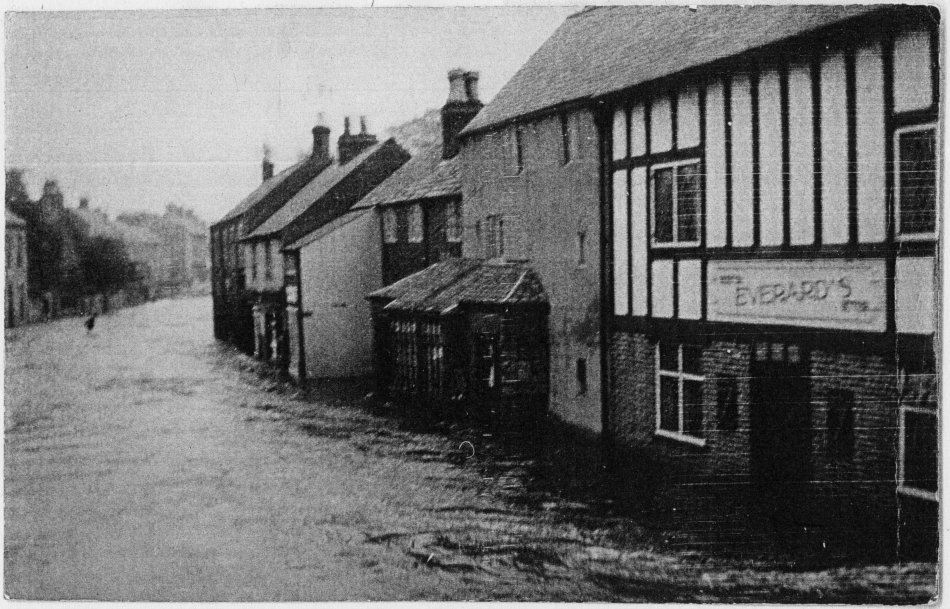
[337,115,378,164]
[441,69,483,159]
[262,146,274,182]
[311,113,331,166]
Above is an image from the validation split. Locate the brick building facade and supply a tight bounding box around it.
[247,119,408,375]
[462,4,939,559]
[210,125,333,353]
[460,86,603,434]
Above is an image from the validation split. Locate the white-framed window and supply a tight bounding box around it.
[895,123,938,240]
[382,208,398,244]
[503,125,524,175]
[650,159,702,247]
[264,239,273,280]
[446,201,462,243]
[655,341,705,446]
[898,369,938,501]
[407,204,423,243]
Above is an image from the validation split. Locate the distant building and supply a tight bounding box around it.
[209,123,334,353]
[478,4,939,559]
[116,205,209,296]
[5,207,28,327]
[244,117,408,377]
[74,198,164,299]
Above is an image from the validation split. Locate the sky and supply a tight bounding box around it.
[5,6,578,223]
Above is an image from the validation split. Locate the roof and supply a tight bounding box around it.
[462,4,882,134]
[361,141,461,208]
[284,206,372,251]
[367,258,547,314]
[216,158,307,225]
[6,208,26,227]
[248,142,386,239]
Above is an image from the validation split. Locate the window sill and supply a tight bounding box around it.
[654,429,706,447]
[651,240,701,249]
[897,485,938,502]
[896,232,937,242]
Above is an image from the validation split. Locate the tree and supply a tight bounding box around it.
[80,236,136,296]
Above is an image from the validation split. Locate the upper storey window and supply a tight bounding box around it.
[407,204,423,243]
[382,208,398,244]
[446,201,462,243]
[651,159,701,247]
[896,124,937,239]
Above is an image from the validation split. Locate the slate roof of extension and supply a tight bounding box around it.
[361,141,461,207]
[248,142,386,239]
[216,158,307,225]
[367,258,547,314]
[462,4,881,134]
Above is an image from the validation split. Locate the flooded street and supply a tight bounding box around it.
[4,297,936,601]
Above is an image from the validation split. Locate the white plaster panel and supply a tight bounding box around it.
[652,258,674,318]
[677,258,702,320]
[856,42,887,243]
[704,80,727,247]
[730,74,754,247]
[788,62,815,245]
[758,69,784,246]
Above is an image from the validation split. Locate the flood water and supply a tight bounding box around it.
[4,297,936,601]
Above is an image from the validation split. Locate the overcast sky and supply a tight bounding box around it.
[5,7,577,223]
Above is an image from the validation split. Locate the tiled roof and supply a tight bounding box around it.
[5,207,26,227]
[248,142,386,239]
[216,158,307,224]
[367,258,547,314]
[361,142,461,208]
[462,4,882,134]
[284,207,372,251]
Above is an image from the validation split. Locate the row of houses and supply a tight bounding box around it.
[211,4,939,560]
[5,195,210,328]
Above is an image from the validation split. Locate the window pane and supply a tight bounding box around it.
[682,344,703,375]
[658,342,677,371]
[653,168,674,242]
[683,379,704,437]
[899,128,937,234]
[904,411,937,492]
[677,163,701,242]
[659,376,679,432]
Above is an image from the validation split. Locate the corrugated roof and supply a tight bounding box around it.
[6,207,26,227]
[216,158,307,224]
[367,258,547,314]
[248,143,385,239]
[463,4,882,134]
[361,141,461,208]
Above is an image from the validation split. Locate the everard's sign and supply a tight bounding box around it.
[707,259,886,331]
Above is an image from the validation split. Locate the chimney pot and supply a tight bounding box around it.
[311,122,331,166]
[360,116,368,134]
[446,68,467,103]
[343,116,352,135]
[441,68,485,160]
[464,71,480,103]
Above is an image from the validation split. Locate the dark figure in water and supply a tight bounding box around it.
[85,313,97,333]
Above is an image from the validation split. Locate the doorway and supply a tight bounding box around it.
[749,343,812,502]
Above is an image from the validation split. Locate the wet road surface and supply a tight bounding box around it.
[4,297,936,601]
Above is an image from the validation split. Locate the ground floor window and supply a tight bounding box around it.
[655,341,705,445]
[898,368,937,501]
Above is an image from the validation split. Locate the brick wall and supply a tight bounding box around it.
[460,110,602,432]
[607,328,914,558]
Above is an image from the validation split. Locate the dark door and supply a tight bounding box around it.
[749,359,812,499]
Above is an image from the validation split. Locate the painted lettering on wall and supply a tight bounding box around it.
[708,259,886,331]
